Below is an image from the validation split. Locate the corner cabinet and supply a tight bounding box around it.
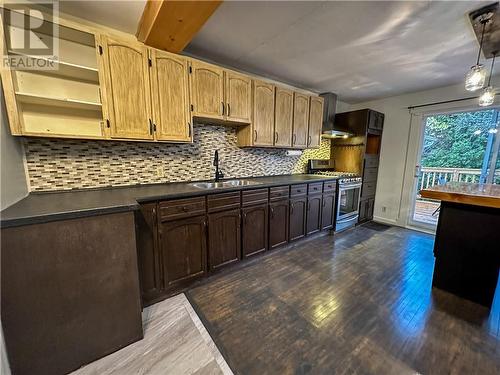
[100,37,153,140]
[150,49,192,142]
[308,96,324,148]
[189,60,225,121]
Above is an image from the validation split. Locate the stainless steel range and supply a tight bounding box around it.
[308,159,362,232]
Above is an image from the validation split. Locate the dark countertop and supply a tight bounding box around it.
[1,174,339,228]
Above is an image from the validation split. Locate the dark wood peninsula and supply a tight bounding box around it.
[421,182,500,307]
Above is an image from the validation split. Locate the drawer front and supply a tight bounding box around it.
[290,184,307,197]
[361,181,377,198]
[242,188,269,207]
[207,191,241,213]
[308,182,323,195]
[323,181,337,193]
[364,156,379,169]
[159,196,206,221]
[363,167,378,183]
[270,186,290,201]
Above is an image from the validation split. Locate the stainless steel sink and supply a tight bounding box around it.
[191,179,261,189]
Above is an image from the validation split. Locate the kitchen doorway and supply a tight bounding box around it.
[408,108,500,230]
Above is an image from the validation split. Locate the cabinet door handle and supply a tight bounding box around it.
[149,119,153,135]
[308,135,311,146]
[322,199,326,207]
[290,203,294,215]
[270,207,274,218]
[254,130,257,142]
[243,212,247,224]
[275,132,279,143]
[293,134,296,145]
[227,103,231,117]
[307,202,310,211]
[221,102,225,115]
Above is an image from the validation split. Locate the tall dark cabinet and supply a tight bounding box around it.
[333,109,384,224]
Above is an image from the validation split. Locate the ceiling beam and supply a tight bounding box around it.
[136,0,222,53]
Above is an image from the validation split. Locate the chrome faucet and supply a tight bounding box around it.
[213,150,224,182]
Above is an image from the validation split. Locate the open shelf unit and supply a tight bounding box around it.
[3,9,104,139]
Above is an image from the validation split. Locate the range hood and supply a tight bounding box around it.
[320,92,353,138]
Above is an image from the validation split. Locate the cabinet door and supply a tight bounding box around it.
[242,204,268,257]
[274,87,293,147]
[292,92,309,148]
[308,96,324,148]
[306,195,322,235]
[225,71,251,123]
[160,215,207,289]
[358,198,368,223]
[253,80,275,146]
[208,209,241,270]
[289,197,306,241]
[150,49,191,142]
[367,198,375,221]
[101,37,153,140]
[135,203,162,305]
[269,200,289,249]
[190,60,224,120]
[321,194,335,230]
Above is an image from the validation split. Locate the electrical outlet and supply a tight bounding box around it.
[156,166,164,178]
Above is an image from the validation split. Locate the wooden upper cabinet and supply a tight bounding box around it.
[292,92,310,148]
[308,96,324,148]
[274,87,293,147]
[101,36,153,140]
[225,71,251,124]
[252,80,275,146]
[189,60,224,120]
[150,49,191,142]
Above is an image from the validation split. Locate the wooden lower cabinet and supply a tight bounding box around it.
[358,198,374,223]
[136,203,163,304]
[242,203,268,257]
[159,215,207,289]
[208,209,241,270]
[306,195,322,235]
[321,194,335,230]
[289,197,306,241]
[269,200,289,249]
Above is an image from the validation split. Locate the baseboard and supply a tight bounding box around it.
[372,216,398,226]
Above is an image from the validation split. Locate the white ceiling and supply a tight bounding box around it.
[58,1,491,103]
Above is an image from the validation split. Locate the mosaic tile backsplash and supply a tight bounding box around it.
[24,124,331,191]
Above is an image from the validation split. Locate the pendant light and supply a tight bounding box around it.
[479,53,496,107]
[465,18,489,91]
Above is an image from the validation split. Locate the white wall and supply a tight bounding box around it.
[345,78,500,227]
[1,88,28,210]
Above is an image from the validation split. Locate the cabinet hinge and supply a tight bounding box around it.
[106,119,110,128]
[98,45,103,55]
[148,58,152,67]
[190,104,194,112]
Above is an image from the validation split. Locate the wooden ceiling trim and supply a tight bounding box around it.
[136,0,222,54]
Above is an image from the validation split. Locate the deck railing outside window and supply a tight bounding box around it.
[418,167,500,191]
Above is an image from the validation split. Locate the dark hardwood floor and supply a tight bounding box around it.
[187,223,500,375]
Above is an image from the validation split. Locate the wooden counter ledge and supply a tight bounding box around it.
[420,182,500,209]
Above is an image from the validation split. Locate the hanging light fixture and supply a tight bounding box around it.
[479,53,496,106]
[465,14,492,91]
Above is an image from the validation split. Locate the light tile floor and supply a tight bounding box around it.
[71,294,232,375]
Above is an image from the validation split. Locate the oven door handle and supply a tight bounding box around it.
[339,183,362,190]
